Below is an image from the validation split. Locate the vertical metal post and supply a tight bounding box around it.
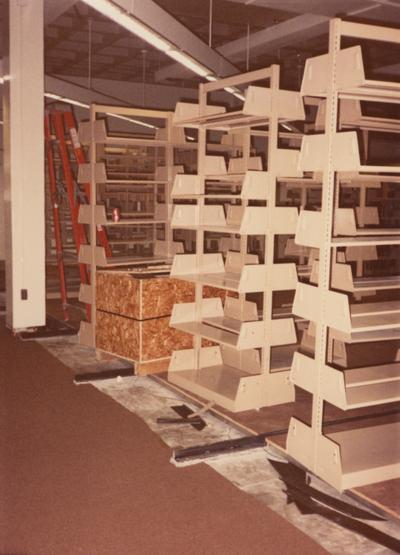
[0,172,5,261]
[194,83,206,369]
[311,19,341,468]
[88,18,93,90]
[262,66,278,376]
[246,24,250,72]
[208,0,213,48]
[89,103,97,343]
[3,0,45,330]
[165,113,174,260]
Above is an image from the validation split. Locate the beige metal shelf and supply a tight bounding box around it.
[103,220,166,226]
[296,209,400,248]
[171,251,298,293]
[108,239,153,245]
[171,252,264,293]
[315,99,400,134]
[170,297,296,350]
[294,282,400,339]
[332,236,400,247]
[311,261,400,292]
[171,204,298,235]
[172,149,303,199]
[299,132,400,174]
[173,86,305,130]
[79,245,172,268]
[78,162,169,185]
[290,352,400,410]
[302,45,400,103]
[334,266,400,293]
[334,209,400,237]
[169,345,294,412]
[287,418,400,491]
[78,119,169,147]
[334,327,400,342]
[78,204,166,226]
[172,171,267,199]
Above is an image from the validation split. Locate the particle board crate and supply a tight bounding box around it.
[95,269,233,374]
[96,310,193,374]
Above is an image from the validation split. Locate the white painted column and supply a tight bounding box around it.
[0,160,5,261]
[3,0,45,330]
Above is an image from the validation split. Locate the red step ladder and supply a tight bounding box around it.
[44,114,69,321]
[45,109,112,321]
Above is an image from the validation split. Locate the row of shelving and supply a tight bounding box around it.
[166,18,400,492]
[76,104,266,345]
[74,17,400,493]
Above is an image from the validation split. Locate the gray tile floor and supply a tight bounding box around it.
[39,334,400,555]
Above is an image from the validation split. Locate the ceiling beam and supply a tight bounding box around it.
[217,14,328,62]
[83,0,239,78]
[1,73,200,123]
[224,0,373,16]
[44,74,199,111]
[155,13,329,82]
[44,0,79,25]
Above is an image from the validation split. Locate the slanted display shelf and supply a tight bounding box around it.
[173,83,304,131]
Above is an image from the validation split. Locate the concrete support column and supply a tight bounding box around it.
[0,165,5,261]
[3,0,45,330]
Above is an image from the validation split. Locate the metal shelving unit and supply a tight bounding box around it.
[167,66,306,412]
[286,18,400,491]
[78,104,181,347]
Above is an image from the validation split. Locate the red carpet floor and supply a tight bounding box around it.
[0,323,328,555]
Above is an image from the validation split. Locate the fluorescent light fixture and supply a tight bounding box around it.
[80,0,249,104]
[280,122,299,133]
[4,84,158,130]
[106,112,158,129]
[45,93,159,130]
[232,92,245,101]
[167,50,211,78]
[82,0,171,51]
[81,0,217,82]
[45,92,89,109]
[224,86,245,101]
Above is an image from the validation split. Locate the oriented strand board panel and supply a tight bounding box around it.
[141,280,232,319]
[96,272,141,319]
[96,310,193,362]
[136,359,171,376]
[141,278,194,319]
[96,270,232,320]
